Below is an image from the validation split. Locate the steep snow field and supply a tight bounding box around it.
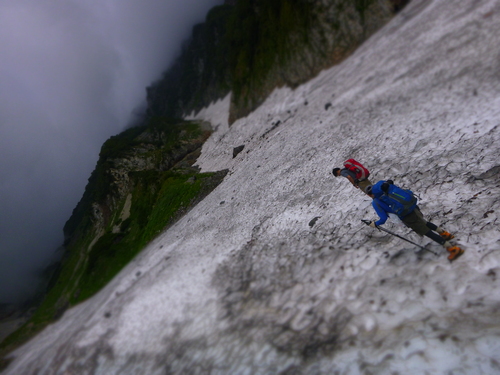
[5,0,500,373]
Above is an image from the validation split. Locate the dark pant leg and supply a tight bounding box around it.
[401,208,430,235]
[357,179,372,193]
[426,221,438,231]
[425,230,446,245]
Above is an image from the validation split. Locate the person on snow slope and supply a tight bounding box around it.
[365,180,463,261]
[332,159,372,195]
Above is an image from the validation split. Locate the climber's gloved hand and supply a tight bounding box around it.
[369,221,377,228]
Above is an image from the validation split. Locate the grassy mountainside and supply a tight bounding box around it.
[0,118,227,363]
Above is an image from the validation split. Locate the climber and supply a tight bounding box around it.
[365,180,464,261]
[332,158,372,194]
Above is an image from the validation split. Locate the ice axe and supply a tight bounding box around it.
[361,219,438,256]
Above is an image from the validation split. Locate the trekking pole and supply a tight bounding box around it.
[361,220,438,256]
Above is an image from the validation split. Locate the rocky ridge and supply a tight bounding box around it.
[146,0,409,124]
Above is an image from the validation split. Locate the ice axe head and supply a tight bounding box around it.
[361,219,371,226]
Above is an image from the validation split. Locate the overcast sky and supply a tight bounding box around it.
[0,0,223,304]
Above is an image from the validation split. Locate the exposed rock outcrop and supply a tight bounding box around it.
[146,0,410,125]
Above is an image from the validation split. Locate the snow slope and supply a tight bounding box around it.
[5,0,500,373]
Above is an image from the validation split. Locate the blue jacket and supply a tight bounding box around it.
[372,198,395,226]
[372,181,417,225]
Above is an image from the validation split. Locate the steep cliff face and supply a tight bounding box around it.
[226,0,398,123]
[145,5,233,123]
[146,0,409,124]
[64,119,212,243]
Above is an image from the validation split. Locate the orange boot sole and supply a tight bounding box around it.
[440,231,455,241]
[447,246,464,261]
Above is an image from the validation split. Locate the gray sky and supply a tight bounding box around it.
[0,0,223,304]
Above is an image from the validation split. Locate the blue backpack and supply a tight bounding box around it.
[376,182,418,217]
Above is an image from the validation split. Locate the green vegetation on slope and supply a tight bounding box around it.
[226,0,313,106]
[76,169,221,302]
[63,117,203,241]
[0,118,227,364]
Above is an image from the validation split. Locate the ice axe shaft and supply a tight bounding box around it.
[361,220,438,256]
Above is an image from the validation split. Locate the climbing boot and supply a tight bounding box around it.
[446,246,464,261]
[440,231,455,241]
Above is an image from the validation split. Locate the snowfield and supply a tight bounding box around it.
[5,0,500,373]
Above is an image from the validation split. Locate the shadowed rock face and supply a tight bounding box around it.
[146,0,402,125]
[4,0,500,373]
